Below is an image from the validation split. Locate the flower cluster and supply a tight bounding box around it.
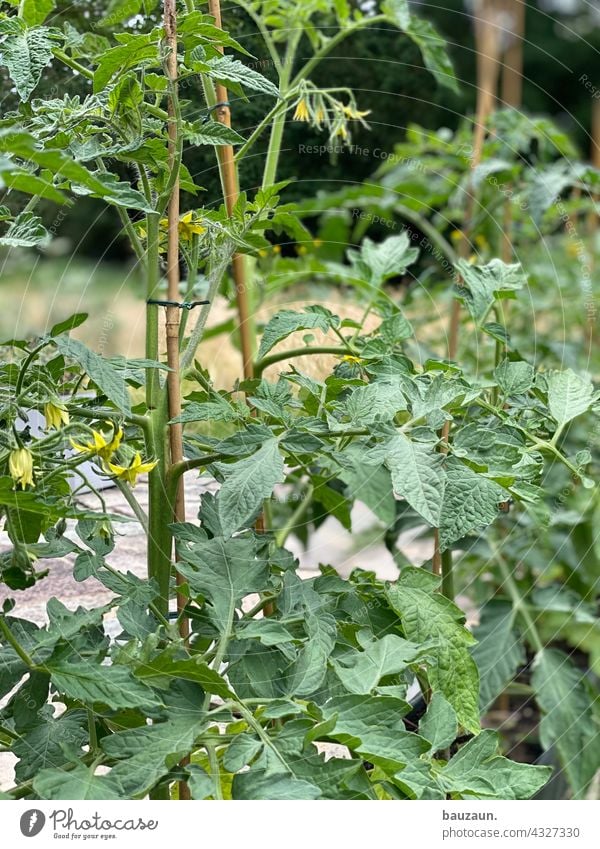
[292,83,370,143]
[71,427,157,486]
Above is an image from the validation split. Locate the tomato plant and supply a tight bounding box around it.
[0,0,598,801]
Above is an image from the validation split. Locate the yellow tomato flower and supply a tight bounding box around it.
[450,229,464,242]
[565,241,580,258]
[44,401,70,430]
[296,245,307,255]
[70,427,123,463]
[158,211,205,241]
[343,105,371,120]
[293,98,310,122]
[315,106,326,124]
[336,124,349,140]
[9,448,35,490]
[106,452,158,487]
[313,238,323,248]
[474,234,489,251]
[272,244,281,253]
[341,354,362,365]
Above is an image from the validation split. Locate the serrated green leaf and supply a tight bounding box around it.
[53,336,131,414]
[47,661,162,710]
[207,55,279,98]
[386,566,480,734]
[286,609,336,697]
[33,763,123,800]
[173,532,268,635]
[0,211,48,247]
[222,733,262,772]
[13,713,87,781]
[455,259,527,324]
[348,232,419,288]
[21,0,56,27]
[385,433,446,526]
[439,458,504,549]
[545,369,595,427]
[332,633,424,695]
[494,359,534,395]
[258,307,338,360]
[0,18,61,101]
[135,652,234,699]
[532,648,600,799]
[439,730,551,799]
[186,120,245,146]
[216,439,285,537]
[345,380,407,425]
[472,602,524,711]
[232,769,321,800]
[418,693,457,752]
[402,15,458,92]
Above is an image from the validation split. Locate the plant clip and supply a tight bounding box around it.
[146,299,210,310]
[202,102,230,123]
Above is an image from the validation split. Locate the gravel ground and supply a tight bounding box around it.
[0,476,433,790]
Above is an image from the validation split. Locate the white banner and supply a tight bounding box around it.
[1,800,598,849]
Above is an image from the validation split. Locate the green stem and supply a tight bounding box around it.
[254,345,348,376]
[0,617,36,669]
[441,548,454,600]
[261,33,300,190]
[274,483,314,547]
[490,541,544,653]
[52,48,94,80]
[87,709,98,752]
[291,16,387,87]
[114,478,149,533]
[206,743,223,800]
[146,409,172,619]
[145,214,162,411]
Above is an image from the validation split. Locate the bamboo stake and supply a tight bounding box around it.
[501,0,525,109]
[433,0,502,583]
[164,0,191,801]
[207,0,254,382]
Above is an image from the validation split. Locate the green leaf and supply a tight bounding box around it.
[135,652,234,699]
[337,446,395,526]
[545,369,595,427]
[102,715,206,798]
[344,380,407,425]
[93,33,159,92]
[53,336,131,414]
[50,312,88,337]
[381,0,411,29]
[386,566,480,734]
[232,769,321,800]
[418,693,457,752]
[455,259,527,324]
[47,661,162,710]
[173,533,268,635]
[385,433,446,526]
[216,439,285,537]
[0,18,61,101]
[403,15,458,93]
[258,307,338,360]
[439,458,504,550]
[186,120,245,146]
[532,648,600,799]
[320,695,411,747]
[439,730,551,799]
[13,713,87,781]
[21,0,56,27]
[348,232,419,288]
[206,56,279,98]
[33,763,122,800]
[472,602,524,711]
[286,609,337,696]
[494,359,534,395]
[222,734,262,772]
[332,632,424,695]
[187,764,213,800]
[0,211,48,247]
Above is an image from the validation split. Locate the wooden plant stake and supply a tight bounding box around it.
[433,0,502,587]
[163,0,191,800]
[207,0,254,382]
[501,0,525,110]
